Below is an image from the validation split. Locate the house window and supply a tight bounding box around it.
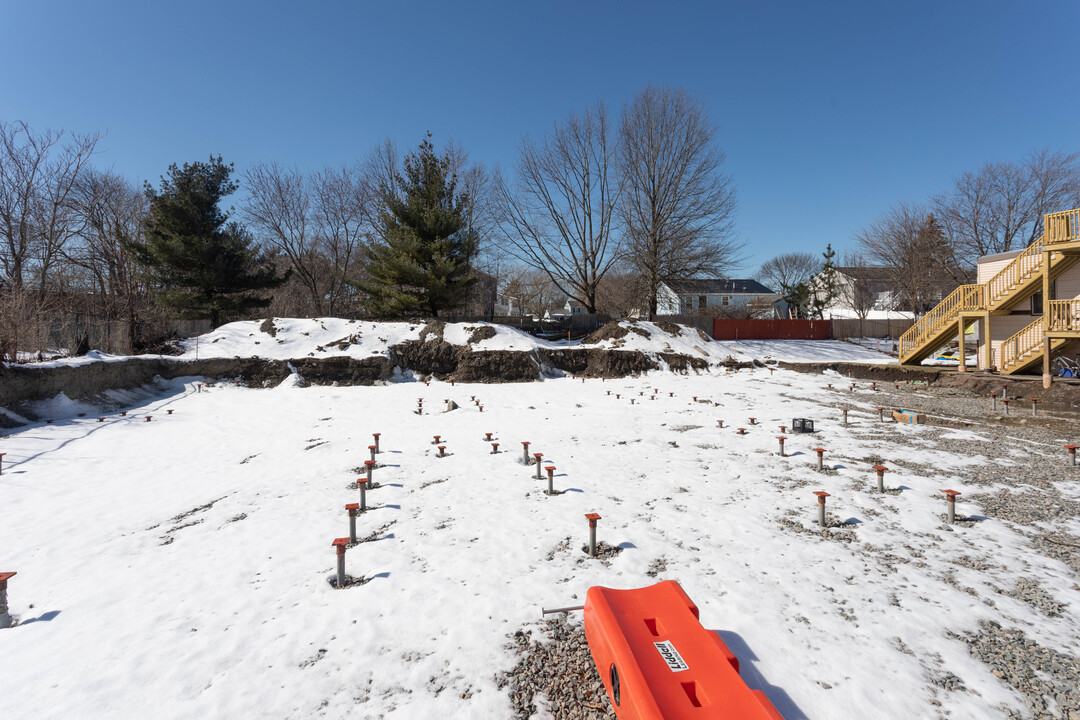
[698,295,707,309]
[1032,281,1056,315]
[722,296,729,306]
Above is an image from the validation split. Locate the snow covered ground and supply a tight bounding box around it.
[5,318,898,370]
[1,354,1077,718]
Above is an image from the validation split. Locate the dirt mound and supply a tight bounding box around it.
[454,351,539,383]
[659,352,708,372]
[417,319,446,343]
[654,321,682,336]
[293,356,394,385]
[390,338,459,377]
[537,348,659,377]
[582,321,629,344]
[466,325,497,344]
[259,317,278,337]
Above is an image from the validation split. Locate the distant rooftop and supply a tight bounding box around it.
[661,278,777,295]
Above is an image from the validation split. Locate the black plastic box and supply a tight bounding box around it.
[792,418,815,433]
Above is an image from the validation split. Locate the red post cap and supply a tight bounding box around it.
[373,433,380,438]
[0,571,15,583]
[533,452,543,459]
[585,513,601,525]
[332,537,349,550]
[1064,445,1078,452]
[522,441,530,445]
[941,489,962,499]
[749,417,756,422]
[777,436,787,441]
[875,406,884,411]
[813,491,830,502]
[814,447,826,455]
[492,443,499,450]
[546,466,556,472]
[368,445,377,451]
[346,503,359,513]
[872,465,888,473]
[364,460,375,468]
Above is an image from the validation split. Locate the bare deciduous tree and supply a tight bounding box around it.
[0,121,101,292]
[243,162,376,316]
[619,85,740,319]
[501,265,563,317]
[241,162,321,312]
[855,203,968,314]
[934,148,1080,264]
[67,168,150,350]
[310,165,372,314]
[494,100,622,313]
[755,252,818,302]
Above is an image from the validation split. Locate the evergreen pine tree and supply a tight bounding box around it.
[808,243,839,319]
[355,136,477,318]
[128,156,286,328]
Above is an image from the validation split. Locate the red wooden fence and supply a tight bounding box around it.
[712,319,832,340]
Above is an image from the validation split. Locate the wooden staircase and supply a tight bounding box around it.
[899,208,1080,373]
[997,316,1071,374]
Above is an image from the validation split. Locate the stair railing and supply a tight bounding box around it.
[999,318,1044,373]
[898,284,982,360]
[985,235,1045,310]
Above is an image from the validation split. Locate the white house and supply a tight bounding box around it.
[656,279,781,317]
[810,266,913,320]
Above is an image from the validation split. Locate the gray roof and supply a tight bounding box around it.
[661,278,777,295]
[834,266,893,283]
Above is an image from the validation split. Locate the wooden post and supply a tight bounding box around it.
[1043,250,1052,389]
[957,320,966,373]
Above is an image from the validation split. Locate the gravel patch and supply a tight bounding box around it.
[996,577,1067,618]
[956,620,1080,719]
[499,617,615,720]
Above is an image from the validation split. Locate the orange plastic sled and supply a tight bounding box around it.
[583,580,783,719]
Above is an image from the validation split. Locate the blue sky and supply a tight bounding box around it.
[2,0,1077,273]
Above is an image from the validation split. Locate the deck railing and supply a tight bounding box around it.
[1048,299,1080,333]
[1046,208,1080,245]
[998,317,1044,373]
[985,235,1045,310]
[898,283,983,360]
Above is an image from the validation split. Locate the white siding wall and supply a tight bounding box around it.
[656,285,680,314]
[1054,264,1080,300]
[977,255,1019,284]
[986,315,1036,369]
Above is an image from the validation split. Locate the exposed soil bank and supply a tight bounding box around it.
[779,361,1080,408]
[0,346,707,417]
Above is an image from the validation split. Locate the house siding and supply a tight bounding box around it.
[977,255,1019,284]
[1054,264,1080,300]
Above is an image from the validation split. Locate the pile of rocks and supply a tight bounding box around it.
[499,616,615,720]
